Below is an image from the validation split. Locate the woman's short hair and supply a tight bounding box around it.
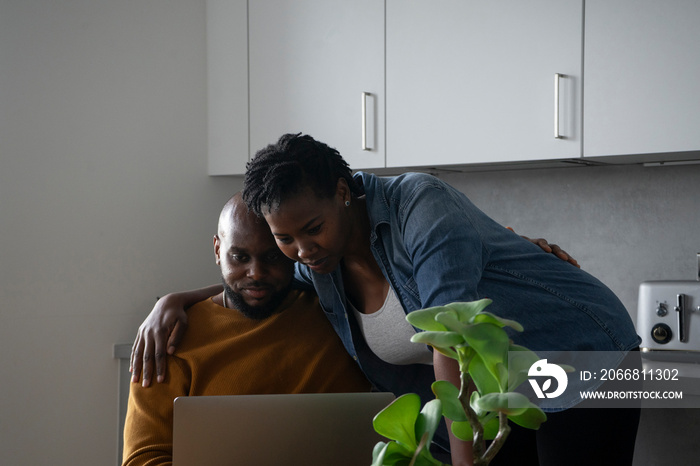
[243,133,362,216]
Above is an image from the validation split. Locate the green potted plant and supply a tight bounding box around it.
[371,299,557,466]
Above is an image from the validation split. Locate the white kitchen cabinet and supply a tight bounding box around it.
[207,0,249,175]
[208,0,699,175]
[584,0,700,159]
[248,0,385,170]
[386,0,582,168]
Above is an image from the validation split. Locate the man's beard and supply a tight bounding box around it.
[222,279,291,320]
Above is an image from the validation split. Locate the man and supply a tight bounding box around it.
[122,194,370,466]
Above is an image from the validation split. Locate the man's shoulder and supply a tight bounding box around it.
[277,288,321,312]
[176,298,223,344]
[187,296,220,315]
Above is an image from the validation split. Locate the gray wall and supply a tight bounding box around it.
[1,1,698,465]
[0,1,239,464]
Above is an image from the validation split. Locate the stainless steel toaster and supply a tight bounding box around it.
[637,279,700,361]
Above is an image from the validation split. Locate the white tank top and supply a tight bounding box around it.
[350,288,433,366]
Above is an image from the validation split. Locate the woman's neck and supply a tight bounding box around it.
[341,196,375,268]
[340,196,390,313]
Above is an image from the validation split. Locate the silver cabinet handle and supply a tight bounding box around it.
[362,91,371,151]
[554,73,563,139]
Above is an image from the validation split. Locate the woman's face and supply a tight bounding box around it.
[263,181,353,274]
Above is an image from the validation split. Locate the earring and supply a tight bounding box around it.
[345,200,350,207]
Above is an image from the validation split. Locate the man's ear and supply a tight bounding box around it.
[213,235,221,265]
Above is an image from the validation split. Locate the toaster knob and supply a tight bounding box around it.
[656,303,668,317]
[651,323,672,344]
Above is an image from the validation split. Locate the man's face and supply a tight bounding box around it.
[215,208,294,320]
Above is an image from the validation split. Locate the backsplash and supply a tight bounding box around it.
[439,162,700,324]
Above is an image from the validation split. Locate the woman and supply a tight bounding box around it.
[133,134,641,465]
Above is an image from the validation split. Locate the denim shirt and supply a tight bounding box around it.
[294,172,640,421]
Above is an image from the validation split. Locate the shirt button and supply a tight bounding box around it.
[353,355,358,361]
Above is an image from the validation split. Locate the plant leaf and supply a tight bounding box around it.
[461,322,510,383]
[431,345,459,361]
[410,331,464,350]
[371,440,414,466]
[444,299,493,323]
[414,447,448,466]
[469,390,485,418]
[431,380,467,422]
[506,345,541,391]
[414,399,443,447]
[467,352,501,395]
[434,311,469,334]
[481,415,500,441]
[474,392,531,416]
[406,306,451,332]
[472,311,524,332]
[496,362,508,388]
[371,442,390,466]
[508,405,547,430]
[452,405,524,442]
[373,393,421,449]
[450,420,474,442]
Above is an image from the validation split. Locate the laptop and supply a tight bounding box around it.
[172,392,395,466]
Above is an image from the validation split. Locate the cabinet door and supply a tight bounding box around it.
[207,0,249,175]
[249,0,384,170]
[386,0,582,168]
[584,0,700,158]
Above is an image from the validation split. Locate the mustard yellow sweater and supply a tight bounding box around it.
[122,290,370,466]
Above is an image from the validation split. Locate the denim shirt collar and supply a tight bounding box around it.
[355,171,388,245]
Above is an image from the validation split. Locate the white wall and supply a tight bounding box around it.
[0,1,239,464]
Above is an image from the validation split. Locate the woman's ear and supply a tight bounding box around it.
[336,177,351,205]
